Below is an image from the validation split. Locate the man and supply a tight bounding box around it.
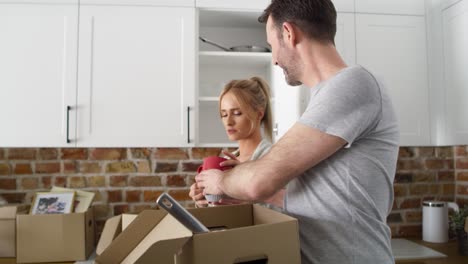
[194,0,399,263]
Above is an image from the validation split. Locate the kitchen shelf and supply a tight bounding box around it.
[199,51,271,66]
[199,96,219,101]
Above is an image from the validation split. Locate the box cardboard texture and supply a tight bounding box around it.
[96,204,301,264]
[0,206,17,257]
[16,208,95,263]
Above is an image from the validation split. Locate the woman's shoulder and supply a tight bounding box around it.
[251,139,272,161]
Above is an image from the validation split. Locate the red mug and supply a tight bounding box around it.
[197,156,231,173]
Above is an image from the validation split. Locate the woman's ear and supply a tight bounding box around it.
[257,110,265,121]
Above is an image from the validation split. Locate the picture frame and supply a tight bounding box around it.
[30,192,75,215]
[51,186,95,213]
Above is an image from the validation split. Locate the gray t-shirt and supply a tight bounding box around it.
[286,65,399,264]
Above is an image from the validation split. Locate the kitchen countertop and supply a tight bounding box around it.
[395,239,468,264]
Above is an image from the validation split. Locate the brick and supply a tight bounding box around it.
[91,148,126,160]
[39,148,58,160]
[1,193,25,203]
[86,176,106,187]
[191,148,222,159]
[154,148,188,160]
[445,160,454,169]
[457,172,468,181]
[54,176,67,187]
[61,148,88,160]
[405,211,422,223]
[387,212,402,223]
[437,147,453,158]
[409,184,428,195]
[413,171,435,182]
[79,162,102,173]
[168,189,191,201]
[437,170,455,182]
[418,147,435,157]
[42,176,52,189]
[131,148,151,159]
[187,175,195,186]
[428,184,441,195]
[63,161,77,173]
[425,159,444,170]
[114,204,129,215]
[181,161,202,172]
[389,225,398,238]
[106,162,136,173]
[110,175,128,187]
[7,148,36,160]
[456,158,468,169]
[442,184,455,195]
[137,161,151,173]
[143,190,164,202]
[155,162,178,173]
[0,149,4,160]
[455,198,468,208]
[14,163,32,175]
[393,184,407,197]
[107,190,123,203]
[0,179,16,189]
[93,204,111,219]
[398,225,422,238]
[126,190,141,203]
[130,176,161,187]
[400,198,421,209]
[397,160,423,170]
[167,175,186,187]
[394,173,413,183]
[392,200,398,210]
[69,176,86,188]
[36,162,60,174]
[131,205,154,213]
[455,146,468,157]
[0,163,10,175]
[457,185,468,195]
[21,178,38,190]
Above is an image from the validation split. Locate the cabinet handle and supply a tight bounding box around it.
[273,123,279,136]
[187,106,191,144]
[66,106,71,143]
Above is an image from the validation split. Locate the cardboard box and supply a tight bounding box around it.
[0,206,17,257]
[16,208,95,263]
[96,204,301,264]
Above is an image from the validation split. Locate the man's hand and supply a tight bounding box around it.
[189,182,209,207]
[195,169,224,196]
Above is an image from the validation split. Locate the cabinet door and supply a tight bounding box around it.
[0,3,78,147]
[355,0,425,15]
[77,6,195,147]
[442,0,468,144]
[356,14,430,146]
[336,13,356,66]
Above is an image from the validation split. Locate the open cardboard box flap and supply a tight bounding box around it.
[0,206,17,219]
[95,209,192,264]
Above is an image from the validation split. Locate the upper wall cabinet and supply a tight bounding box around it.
[76,5,196,147]
[80,0,194,6]
[441,0,468,144]
[0,2,79,147]
[196,0,269,10]
[355,0,425,15]
[356,14,431,146]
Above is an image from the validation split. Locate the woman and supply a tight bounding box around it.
[189,76,280,207]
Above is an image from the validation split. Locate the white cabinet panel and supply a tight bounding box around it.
[355,0,425,15]
[80,0,194,6]
[356,14,430,146]
[77,6,195,147]
[442,0,468,144]
[335,13,356,65]
[0,4,78,147]
[196,0,269,10]
[332,0,355,13]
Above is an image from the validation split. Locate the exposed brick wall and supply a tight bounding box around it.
[0,146,467,238]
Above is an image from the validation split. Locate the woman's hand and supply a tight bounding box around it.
[189,182,209,208]
[220,151,241,167]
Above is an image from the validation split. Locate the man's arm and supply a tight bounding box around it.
[196,122,346,201]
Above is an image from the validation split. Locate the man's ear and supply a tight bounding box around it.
[282,22,298,47]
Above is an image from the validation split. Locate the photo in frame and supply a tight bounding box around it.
[51,186,95,213]
[30,192,75,215]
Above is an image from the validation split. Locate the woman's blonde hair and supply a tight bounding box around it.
[219,76,273,142]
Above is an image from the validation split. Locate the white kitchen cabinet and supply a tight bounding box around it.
[441,0,468,144]
[0,3,78,147]
[356,14,431,146]
[76,5,195,147]
[355,0,425,15]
